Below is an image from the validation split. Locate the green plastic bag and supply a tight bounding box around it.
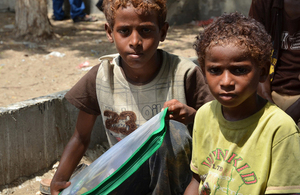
[60,108,168,195]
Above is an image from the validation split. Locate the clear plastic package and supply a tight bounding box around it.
[60,109,168,195]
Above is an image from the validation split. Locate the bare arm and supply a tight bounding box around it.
[257,75,274,103]
[285,98,300,124]
[184,173,200,195]
[162,99,196,125]
[258,76,299,123]
[50,110,97,195]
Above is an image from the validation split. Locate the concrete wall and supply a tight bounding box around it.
[0,0,14,12]
[2,0,252,25]
[167,0,251,25]
[0,91,107,186]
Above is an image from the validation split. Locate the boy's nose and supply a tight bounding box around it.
[220,71,235,86]
[130,31,142,48]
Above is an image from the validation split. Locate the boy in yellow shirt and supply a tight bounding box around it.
[185,12,300,194]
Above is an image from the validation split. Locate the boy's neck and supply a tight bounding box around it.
[221,95,268,121]
[121,50,162,85]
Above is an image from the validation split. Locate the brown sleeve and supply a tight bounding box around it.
[65,64,101,115]
[249,0,264,23]
[185,66,214,110]
[248,0,272,27]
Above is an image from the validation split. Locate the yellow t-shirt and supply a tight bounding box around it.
[191,100,300,194]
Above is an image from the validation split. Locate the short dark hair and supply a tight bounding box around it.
[194,12,272,69]
[103,0,167,29]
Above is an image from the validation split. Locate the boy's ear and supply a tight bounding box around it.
[259,62,270,83]
[105,23,114,43]
[159,22,169,42]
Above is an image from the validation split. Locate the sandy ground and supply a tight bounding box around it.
[0,11,202,108]
[0,145,109,195]
[0,11,203,195]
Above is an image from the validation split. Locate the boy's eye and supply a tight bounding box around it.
[207,67,221,75]
[231,67,250,75]
[142,28,151,33]
[117,29,129,35]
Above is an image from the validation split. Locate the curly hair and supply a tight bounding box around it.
[194,12,273,69]
[103,0,167,29]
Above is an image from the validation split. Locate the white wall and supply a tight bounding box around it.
[0,0,15,11]
[2,0,251,23]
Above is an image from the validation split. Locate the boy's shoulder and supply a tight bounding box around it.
[198,100,216,110]
[159,50,199,79]
[263,102,299,131]
[97,50,199,74]
[263,102,296,124]
[162,50,197,67]
[259,102,300,149]
[195,101,298,132]
[99,53,119,63]
[195,100,216,117]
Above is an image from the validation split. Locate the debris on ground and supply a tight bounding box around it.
[0,144,108,195]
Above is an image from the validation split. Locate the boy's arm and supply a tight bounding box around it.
[285,98,300,124]
[257,75,274,103]
[184,173,200,195]
[266,126,300,195]
[259,79,300,123]
[50,110,97,195]
[164,66,213,125]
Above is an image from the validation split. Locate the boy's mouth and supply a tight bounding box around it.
[219,93,236,100]
[128,52,143,59]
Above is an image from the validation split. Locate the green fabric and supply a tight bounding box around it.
[83,108,168,195]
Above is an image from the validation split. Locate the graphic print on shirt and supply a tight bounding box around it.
[104,110,138,141]
[103,103,163,141]
[281,31,300,50]
[199,148,257,195]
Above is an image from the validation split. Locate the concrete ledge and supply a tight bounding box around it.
[0,90,106,186]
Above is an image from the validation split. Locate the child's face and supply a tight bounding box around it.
[204,44,267,113]
[105,4,168,71]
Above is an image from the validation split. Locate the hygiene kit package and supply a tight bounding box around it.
[60,108,168,195]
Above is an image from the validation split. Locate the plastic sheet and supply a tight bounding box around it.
[60,108,168,195]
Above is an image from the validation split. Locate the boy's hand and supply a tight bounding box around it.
[50,180,71,195]
[162,99,196,125]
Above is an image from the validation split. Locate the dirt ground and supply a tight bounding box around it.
[0,11,203,195]
[0,145,109,195]
[0,11,203,108]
